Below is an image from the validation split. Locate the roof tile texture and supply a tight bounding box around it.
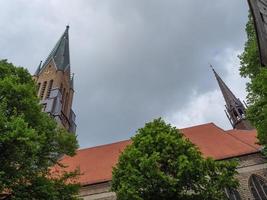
[59,123,259,186]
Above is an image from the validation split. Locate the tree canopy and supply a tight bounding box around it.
[0,60,80,199]
[112,118,238,200]
[239,14,267,150]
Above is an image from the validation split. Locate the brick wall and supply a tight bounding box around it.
[231,152,267,199]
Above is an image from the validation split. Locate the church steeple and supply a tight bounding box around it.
[41,25,70,72]
[33,26,76,133]
[211,65,253,130]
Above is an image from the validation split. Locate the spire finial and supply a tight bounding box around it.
[209,63,213,69]
[42,26,70,71]
[209,63,216,73]
[209,63,214,69]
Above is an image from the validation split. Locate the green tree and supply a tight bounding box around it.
[112,118,238,200]
[0,60,80,199]
[239,14,267,150]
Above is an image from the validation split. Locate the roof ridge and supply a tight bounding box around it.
[226,129,255,133]
[180,122,218,131]
[226,131,259,151]
[78,139,131,152]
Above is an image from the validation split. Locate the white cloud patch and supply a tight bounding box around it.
[166,49,248,130]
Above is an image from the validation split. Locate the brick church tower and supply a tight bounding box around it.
[33,26,76,133]
[211,66,253,130]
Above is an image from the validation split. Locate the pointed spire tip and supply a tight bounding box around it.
[42,26,70,71]
[209,63,215,71]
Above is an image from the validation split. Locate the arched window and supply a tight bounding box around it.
[249,174,267,200]
[225,188,241,200]
[40,81,47,99]
[46,80,53,98]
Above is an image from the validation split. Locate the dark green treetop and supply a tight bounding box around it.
[239,14,267,150]
[112,118,238,200]
[0,59,80,200]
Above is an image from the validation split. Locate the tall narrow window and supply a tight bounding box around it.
[37,82,41,95]
[64,92,69,114]
[40,81,47,99]
[225,188,241,200]
[249,174,267,200]
[62,88,66,110]
[46,80,53,98]
[60,83,63,94]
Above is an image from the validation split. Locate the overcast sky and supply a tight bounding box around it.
[0,0,250,148]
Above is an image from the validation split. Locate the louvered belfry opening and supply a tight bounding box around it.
[46,80,54,99]
[40,81,47,99]
[37,82,41,94]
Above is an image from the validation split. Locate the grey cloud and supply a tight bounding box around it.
[0,0,249,148]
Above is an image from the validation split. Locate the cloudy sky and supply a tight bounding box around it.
[0,0,250,148]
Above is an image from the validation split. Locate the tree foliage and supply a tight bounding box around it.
[0,60,80,199]
[239,14,267,149]
[112,118,238,200]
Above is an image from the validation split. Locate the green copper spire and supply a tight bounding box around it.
[42,25,70,71]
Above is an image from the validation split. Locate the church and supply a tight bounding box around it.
[34,26,267,200]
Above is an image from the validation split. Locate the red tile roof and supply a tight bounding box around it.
[58,123,259,186]
[58,140,131,186]
[182,123,259,160]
